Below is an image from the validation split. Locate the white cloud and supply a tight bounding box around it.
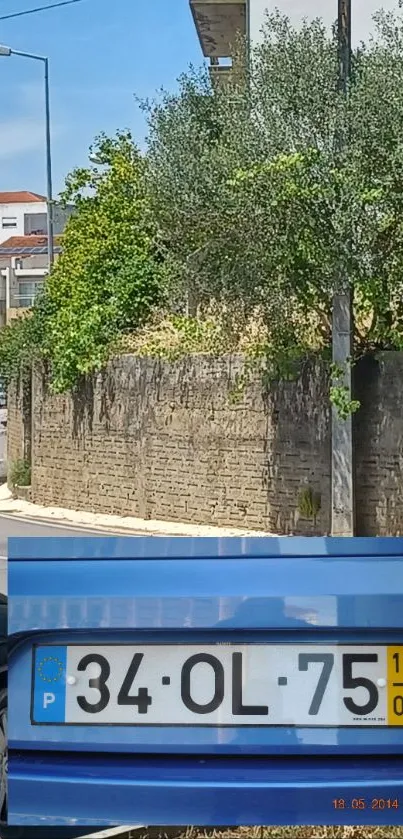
[250,0,401,43]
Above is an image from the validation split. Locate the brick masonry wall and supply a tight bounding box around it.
[7,352,403,535]
[354,352,403,536]
[24,356,329,534]
[6,380,24,468]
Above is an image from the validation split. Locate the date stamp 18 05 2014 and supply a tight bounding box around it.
[333,798,400,811]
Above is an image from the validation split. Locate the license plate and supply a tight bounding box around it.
[31,644,403,726]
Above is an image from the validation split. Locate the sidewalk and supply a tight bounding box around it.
[0,482,273,538]
[0,409,6,482]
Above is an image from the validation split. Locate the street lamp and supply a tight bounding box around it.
[0,44,54,271]
[88,153,103,165]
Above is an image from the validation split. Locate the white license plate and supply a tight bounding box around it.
[32,643,403,726]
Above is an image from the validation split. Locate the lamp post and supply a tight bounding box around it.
[331,0,354,536]
[0,45,54,271]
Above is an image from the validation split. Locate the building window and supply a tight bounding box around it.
[1,217,17,229]
[16,281,44,308]
[24,212,47,236]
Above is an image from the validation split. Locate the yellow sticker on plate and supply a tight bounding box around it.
[388,647,403,724]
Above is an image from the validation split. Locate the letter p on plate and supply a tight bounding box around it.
[43,692,55,709]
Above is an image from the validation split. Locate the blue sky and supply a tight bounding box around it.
[0,0,203,195]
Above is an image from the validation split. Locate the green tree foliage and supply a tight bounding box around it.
[3,8,403,394]
[0,130,163,391]
[140,69,230,314]
[0,291,53,385]
[143,8,403,358]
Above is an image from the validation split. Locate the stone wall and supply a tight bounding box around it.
[354,353,403,536]
[7,375,31,467]
[7,352,403,535]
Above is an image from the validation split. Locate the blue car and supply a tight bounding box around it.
[1,590,127,839]
[7,536,403,828]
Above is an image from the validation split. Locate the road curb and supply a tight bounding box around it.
[82,828,144,839]
[0,510,273,539]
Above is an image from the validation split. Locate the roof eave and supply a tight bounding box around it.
[189,0,246,59]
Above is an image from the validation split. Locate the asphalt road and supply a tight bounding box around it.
[0,515,122,595]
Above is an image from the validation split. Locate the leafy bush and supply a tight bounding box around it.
[9,459,31,488]
[298,486,322,526]
[0,131,164,393]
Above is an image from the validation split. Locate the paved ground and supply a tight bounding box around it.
[0,482,270,540]
[0,410,6,483]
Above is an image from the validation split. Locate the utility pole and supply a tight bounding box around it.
[44,56,55,270]
[331,0,355,536]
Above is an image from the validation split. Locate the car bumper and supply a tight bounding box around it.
[8,753,403,827]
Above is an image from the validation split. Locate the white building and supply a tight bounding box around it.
[248,0,400,46]
[190,0,400,67]
[0,190,74,245]
[0,235,63,326]
[0,191,74,325]
[0,191,48,244]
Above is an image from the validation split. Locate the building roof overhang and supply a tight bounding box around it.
[190,0,246,58]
